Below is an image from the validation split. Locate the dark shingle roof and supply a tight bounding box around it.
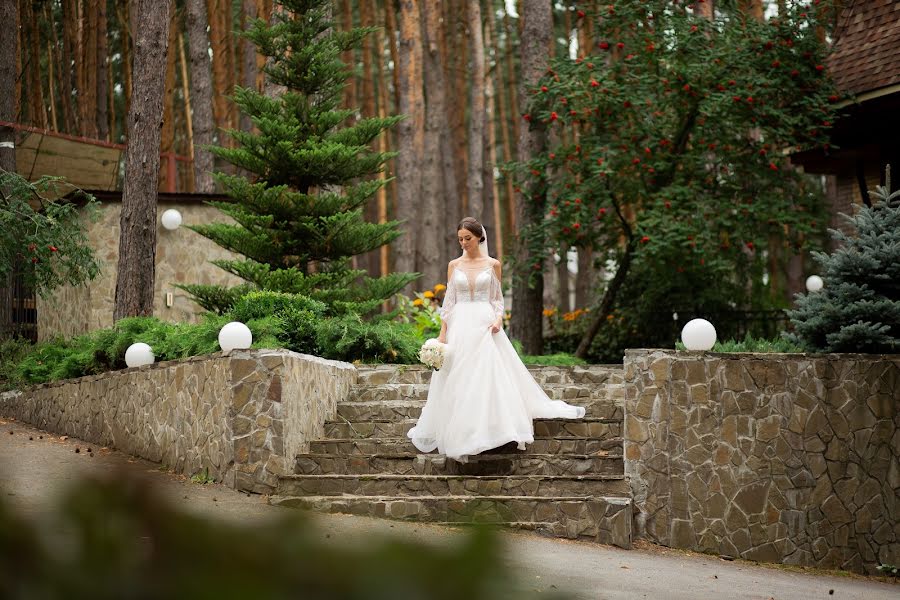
[827,0,900,96]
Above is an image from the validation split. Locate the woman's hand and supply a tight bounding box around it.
[489,319,502,334]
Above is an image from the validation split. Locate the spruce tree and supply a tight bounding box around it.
[786,166,900,353]
[180,0,416,315]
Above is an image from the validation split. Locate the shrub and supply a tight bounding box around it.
[316,314,420,364]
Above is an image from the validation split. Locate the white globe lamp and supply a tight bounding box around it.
[681,318,717,351]
[124,342,155,368]
[161,209,183,230]
[218,321,253,352]
[805,275,824,292]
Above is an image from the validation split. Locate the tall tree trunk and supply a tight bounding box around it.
[557,243,570,312]
[509,0,551,354]
[0,0,16,175]
[118,1,133,119]
[494,13,517,251]
[340,0,356,115]
[207,0,230,135]
[160,9,179,191]
[239,0,258,133]
[439,0,461,263]
[466,0,485,220]
[114,0,173,321]
[373,1,391,277]
[50,4,75,133]
[503,10,520,152]
[394,0,424,286]
[419,0,450,285]
[359,0,380,277]
[96,0,109,140]
[483,11,500,259]
[22,0,47,128]
[575,245,594,309]
[187,0,216,193]
[81,0,98,137]
[451,2,468,212]
[178,32,194,193]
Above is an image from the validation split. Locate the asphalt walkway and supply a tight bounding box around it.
[1,418,896,600]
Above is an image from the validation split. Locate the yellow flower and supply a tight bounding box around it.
[563,312,577,321]
[542,308,557,317]
[413,298,424,307]
[433,284,446,292]
[423,290,435,299]
[606,314,614,321]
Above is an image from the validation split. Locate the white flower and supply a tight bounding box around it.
[418,338,446,370]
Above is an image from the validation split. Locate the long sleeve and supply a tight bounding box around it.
[489,269,504,322]
[439,273,457,324]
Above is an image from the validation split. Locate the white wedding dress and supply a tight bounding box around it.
[407,260,586,461]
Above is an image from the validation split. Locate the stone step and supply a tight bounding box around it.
[309,436,623,457]
[346,382,623,403]
[323,417,622,440]
[294,453,623,476]
[270,494,632,549]
[277,473,630,498]
[336,399,624,422]
[355,364,624,386]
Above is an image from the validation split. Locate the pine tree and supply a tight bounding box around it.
[786,166,900,353]
[179,0,415,315]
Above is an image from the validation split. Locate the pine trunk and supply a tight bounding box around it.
[82,0,98,137]
[96,0,109,140]
[178,32,194,193]
[438,0,461,263]
[394,0,424,287]
[509,0,551,354]
[0,0,16,174]
[340,0,356,117]
[466,0,485,220]
[50,5,75,133]
[483,10,500,259]
[114,0,173,321]
[160,9,178,191]
[207,0,230,136]
[118,1,133,119]
[240,0,258,133]
[575,245,594,309]
[419,0,451,285]
[373,2,391,277]
[359,0,379,277]
[187,0,216,193]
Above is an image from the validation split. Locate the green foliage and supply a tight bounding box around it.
[509,338,586,366]
[515,1,839,354]
[3,289,423,386]
[394,285,447,342]
[7,315,285,386]
[0,474,564,599]
[183,0,417,315]
[675,334,802,354]
[786,167,900,353]
[315,314,420,364]
[0,171,101,297]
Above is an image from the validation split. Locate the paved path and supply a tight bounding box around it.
[1,418,896,600]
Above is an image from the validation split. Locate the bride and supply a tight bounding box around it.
[407,217,586,461]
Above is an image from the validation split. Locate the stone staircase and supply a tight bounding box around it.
[271,364,633,548]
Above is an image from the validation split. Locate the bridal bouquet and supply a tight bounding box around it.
[418,338,446,370]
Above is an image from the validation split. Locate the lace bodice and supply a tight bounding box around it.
[439,262,504,324]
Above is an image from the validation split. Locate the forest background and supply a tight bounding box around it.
[3,0,844,361]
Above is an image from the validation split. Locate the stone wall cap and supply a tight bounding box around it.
[624,348,900,361]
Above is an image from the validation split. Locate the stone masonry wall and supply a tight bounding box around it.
[623,349,900,574]
[37,202,244,341]
[0,350,354,494]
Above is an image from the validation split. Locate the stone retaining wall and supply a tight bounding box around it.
[0,350,354,494]
[623,349,900,574]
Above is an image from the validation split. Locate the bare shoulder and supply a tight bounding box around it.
[490,258,501,268]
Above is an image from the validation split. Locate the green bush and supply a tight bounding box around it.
[675,334,803,353]
[316,314,420,364]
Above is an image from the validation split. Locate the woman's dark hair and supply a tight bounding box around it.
[457,217,485,242]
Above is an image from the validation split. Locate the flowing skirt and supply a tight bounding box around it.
[407,301,586,461]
